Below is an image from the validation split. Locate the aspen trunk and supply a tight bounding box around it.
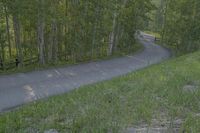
[4,5,12,58]
[91,3,100,58]
[13,15,23,66]
[52,19,58,62]
[0,33,5,61]
[37,19,45,64]
[37,0,45,65]
[108,13,117,56]
[48,34,53,62]
[108,0,128,56]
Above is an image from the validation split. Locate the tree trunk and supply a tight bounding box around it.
[0,32,5,61]
[48,34,53,62]
[4,5,12,58]
[161,0,168,44]
[52,19,58,62]
[91,2,101,58]
[108,0,129,56]
[64,0,69,60]
[13,15,23,66]
[37,0,45,65]
[108,12,117,56]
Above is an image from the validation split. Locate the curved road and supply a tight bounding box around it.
[0,33,170,112]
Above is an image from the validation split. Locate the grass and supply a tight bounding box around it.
[144,31,161,39]
[0,51,200,133]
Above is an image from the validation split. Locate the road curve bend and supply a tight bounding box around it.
[0,33,171,112]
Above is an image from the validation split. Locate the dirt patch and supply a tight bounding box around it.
[44,129,58,133]
[126,127,179,133]
[124,119,184,133]
[183,81,199,93]
[183,85,198,93]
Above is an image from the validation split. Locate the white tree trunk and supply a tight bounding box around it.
[52,19,58,62]
[13,15,23,66]
[108,12,117,56]
[108,0,128,56]
[37,0,45,65]
[4,5,12,58]
[91,4,100,57]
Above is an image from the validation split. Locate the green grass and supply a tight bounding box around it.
[144,31,161,39]
[1,51,200,133]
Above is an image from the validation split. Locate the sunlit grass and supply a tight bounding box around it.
[144,31,161,39]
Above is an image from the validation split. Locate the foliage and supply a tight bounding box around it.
[149,0,200,54]
[0,0,154,69]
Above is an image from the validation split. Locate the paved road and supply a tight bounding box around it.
[0,33,170,112]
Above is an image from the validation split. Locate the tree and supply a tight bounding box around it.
[37,0,45,65]
[0,0,154,70]
[158,0,200,54]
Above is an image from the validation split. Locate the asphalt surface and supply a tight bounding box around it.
[0,33,171,112]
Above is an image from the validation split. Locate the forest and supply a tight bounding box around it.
[152,0,200,54]
[0,0,154,70]
[0,0,200,70]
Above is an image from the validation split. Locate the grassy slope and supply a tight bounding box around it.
[0,51,200,132]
